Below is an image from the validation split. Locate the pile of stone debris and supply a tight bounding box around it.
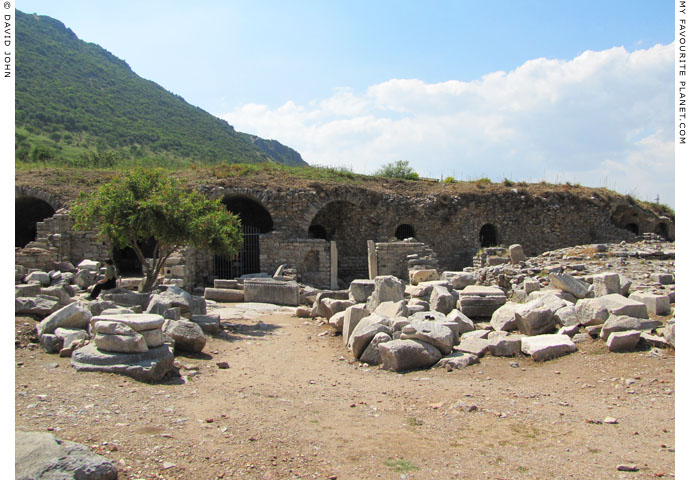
[15,259,219,382]
[300,238,675,372]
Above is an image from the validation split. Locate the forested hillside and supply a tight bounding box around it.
[15,10,307,167]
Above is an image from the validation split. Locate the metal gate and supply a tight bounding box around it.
[214,224,261,278]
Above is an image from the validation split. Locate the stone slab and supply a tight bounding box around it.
[204,287,245,302]
[91,313,164,332]
[243,279,300,306]
[71,343,174,382]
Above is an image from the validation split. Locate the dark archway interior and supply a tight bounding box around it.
[625,223,639,235]
[113,238,156,275]
[308,224,329,240]
[16,196,55,248]
[395,224,415,240]
[654,223,669,240]
[222,196,273,233]
[479,224,498,247]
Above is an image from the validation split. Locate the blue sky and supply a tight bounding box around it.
[16,1,676,205]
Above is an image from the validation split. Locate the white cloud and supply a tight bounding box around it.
[220,43,675,206]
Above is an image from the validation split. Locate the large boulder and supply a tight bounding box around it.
[15,296,62,317]
[400,321,454,355]
[595,294,649,319]
[409,269,440,285]
[71,343,174,382]
[488,336,522,357]
[320,298,356,320]
[456,336,490,357]
[73,269,97,290]
[600,315,662,341]
[520,334,577,361]
[101,288,151,308]
[514,304,556,336]
[16,431,118,480]
[163,319,206,352]
[446,309,475,335]
[347,314,392,359]
[359,332,392,365]
[441,271,477,290]
[366,276,404,312]
[629,292,671,316]
[606,330,641,352]
[379,339,442,372]
[664,320,675,348]
[24,271,51,286]
[457,285,506,318]
[348,279,376,303]
[508,244,526,264]
[40,285,74,305]
[574,298,610,326]
[374,300,408,318]
[146,285,193,315]
[435,351,479,370]
[549,273,591,299]
[342,304,370,345]
[554,305,579,327]
[94,331,148,354]
[490,302,521,332]
[429,285,456,315]
[592,273,621,297]
[36,301,92,336]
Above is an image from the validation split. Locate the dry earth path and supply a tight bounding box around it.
[15,303,675,479]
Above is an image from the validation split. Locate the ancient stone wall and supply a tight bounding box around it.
[16,183,675,289]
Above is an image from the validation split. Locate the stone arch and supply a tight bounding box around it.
[395,224,415,240]
[215,194,273,278]
[308,224,329,240]
[654,222,670,240]
[479,223,499,247]
[15,196,56,248]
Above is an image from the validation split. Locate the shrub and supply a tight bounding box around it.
[375,160,419,180]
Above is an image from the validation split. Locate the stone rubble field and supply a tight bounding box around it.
[14,235,675,479]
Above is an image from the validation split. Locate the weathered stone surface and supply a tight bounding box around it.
[24,271,51,286]
[639,332,669,349]
[528,289,578,304]
[163,307,181,320]
[321,298,356,320]
[441,271,476,290]
[629,292,671,316]
[409,269,440,285]
[606,330,641,352]
[400,321,454,355]
[342,304,370,345]
[15,283,41,297]
[73,269,97,290]
[549,273,590,299]
[514,305,556,336]
[313,290,350,317]
[95,330,148,353]
[93,320,136,335]
[190,295,207,315]
[429,285,456,315]
[374,300,408,318]
[77,259,101,271]
[509,244,526,264]
[40,285,73,305]
[488,336,521,356]
[366,275,404,312]
[244,279,300,306]
[101,288,151,308]
[409,310,447,323]
[190,314,221,334]
[461,329,490,341]
[490,302,520,332]
[558,324,580,337]
[379,339,442,372]
[37,301,92,336]
[595,294,649,319]
[54,327,88,350]
[520,334,577,361]
[600,315,662,341]
[39,333,62,354]
[592,273,621,297]
[163,319,206,352]
[524,278,540,295]
[664,320,675,348]
[71,343,174,382]
[328,311,346,332]
[16,296,62,317]
[348,315,392,359]
[140,328,164,348]
[348,279,376,303]
[146,285,193,315]
[99,307,136,316]
[456,336,490,357]
[91,313,165,332]
[651,273,674,285]
[204,287,245,302]
[554,305,579,327]
[16,431,118,480]
[574,298,610,326]
[214,279,238,289]
[359,332,392,365]
[446,309,475,335]
[435,351,479,369]
[457,285,507,318]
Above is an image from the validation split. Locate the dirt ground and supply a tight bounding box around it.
[15,305,675,480]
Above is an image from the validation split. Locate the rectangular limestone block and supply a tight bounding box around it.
[214,279,239,289]
[243,280,300,306]
[629,292,671,316]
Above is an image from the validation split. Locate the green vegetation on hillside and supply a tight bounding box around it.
[15,10,307,168]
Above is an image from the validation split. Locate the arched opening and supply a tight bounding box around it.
[479,224,498,247]
[309,200,368,281]
[15,196,55,248]
[654,222,669,240]
[395,224,415,240]
[215,195,273,278]
[624,223,639,235]
[308,224,329,240]
[112,238,156,275]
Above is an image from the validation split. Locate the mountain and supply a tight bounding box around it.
[15,10,307,167]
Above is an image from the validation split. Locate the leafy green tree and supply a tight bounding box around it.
[375,160,419,180]
[70,169,243,292]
